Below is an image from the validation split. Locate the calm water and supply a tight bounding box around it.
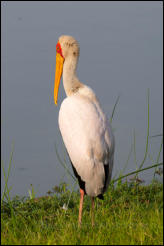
[1,1,163,198]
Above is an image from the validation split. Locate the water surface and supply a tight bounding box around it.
[1,1,163,197]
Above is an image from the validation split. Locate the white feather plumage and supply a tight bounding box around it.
[59,85,114,197]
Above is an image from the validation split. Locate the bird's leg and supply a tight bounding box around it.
[91,197,95,227]
[78,188,84,227]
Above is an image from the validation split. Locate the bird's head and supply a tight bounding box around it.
[54,35,80,105]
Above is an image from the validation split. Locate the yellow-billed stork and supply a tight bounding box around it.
[54,35,115,226]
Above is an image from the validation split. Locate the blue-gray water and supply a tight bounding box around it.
[1,1,163,198]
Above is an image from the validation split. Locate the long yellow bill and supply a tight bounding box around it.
[54,52,64,105]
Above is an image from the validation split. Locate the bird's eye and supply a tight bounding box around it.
[56,42,64,58]
[56,42,61,52]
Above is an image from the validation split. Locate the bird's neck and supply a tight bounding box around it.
[63,56,83,96]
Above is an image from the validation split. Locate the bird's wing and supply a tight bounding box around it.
[58,94,114,196]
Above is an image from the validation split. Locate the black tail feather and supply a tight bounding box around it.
[97,194,104,200]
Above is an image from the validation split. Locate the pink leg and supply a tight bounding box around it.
[78,188,84,226]
[91,197,95,226]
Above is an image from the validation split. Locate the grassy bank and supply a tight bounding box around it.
[1,180,163,245]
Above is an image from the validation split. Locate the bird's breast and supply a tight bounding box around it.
[59,94,112,162]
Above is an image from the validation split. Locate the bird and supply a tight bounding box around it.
[54,35,115,226]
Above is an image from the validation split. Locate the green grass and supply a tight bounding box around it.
[1,181,163,245]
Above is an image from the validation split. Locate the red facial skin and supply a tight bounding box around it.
[56,42,64,58]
